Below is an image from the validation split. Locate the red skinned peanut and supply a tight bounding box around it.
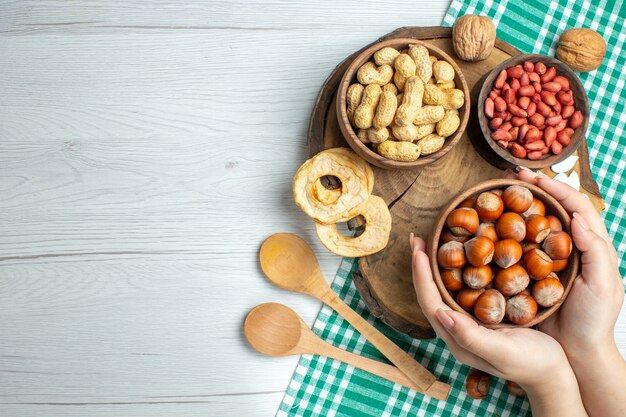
[551,141,563,154]
[525,140,546,151]
[497,140,510,149]
[556,130,571,146]
[540,67,556,83]
[508,103,527,117]
[491,129,512,141]
[540,91,557,106]
[489,117,503,130]
[518,124,530,141]
[489,90,498,100]
[529,113,545,127]
[494,96,507,112]
[553,76,570,91]
[525,126,542,143]
[517,96,531,109]
[554,119,568,132]
[495,69,507,88]
[517,85,535,97]
[535,62,547,75]
[511,116,527,126]
[527,150,544,160]
[544,126,556,147]
[569,111,583,128]
[507,66,524,78]
[510,142,527,158]
[503,88,516,104]
[542,82,562,92]
[485,98,495,118]
[509,126,519,140]
[556,90,574,105]
[526,102,537,117]
[520,72,530,86]
[523,61,535,72]
[529,72,540,83]
[510,78,521,91]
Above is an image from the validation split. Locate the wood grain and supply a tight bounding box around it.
[308,27,605,337]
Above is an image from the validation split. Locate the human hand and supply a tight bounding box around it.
[512,167,624,360]
[410,234,572,392]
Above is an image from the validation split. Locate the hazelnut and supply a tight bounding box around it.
[494,264,529,296]
[556,28,606,72]
[474,289,506,324]
[475,222,499,242]
[532,277,565,307]
[466,368,492,399]
[506,380,527,397]
[496,212,526,242]
[464,236,495,266]
[459,198,477,208]
[493,239,523,269]
[552,258,568,272]
[463,265,494,289]
[542,231,572,260]
[505,293,537,325]
[456,288,485,311]
[441,268,464,291]
[546,215,562,232]
[475,192,504,221]
[440,228,470,244]
[523,248,553,279]
[438,241,467,269]
[521,198,546,219]
[525,215,551,243]
[502,185,533,213]
[452,15,496,62]
[520,241,541,253]
[446,208,480,236]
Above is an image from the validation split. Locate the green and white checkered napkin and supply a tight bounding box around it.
[277,0,625,415]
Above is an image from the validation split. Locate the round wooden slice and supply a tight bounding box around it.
[308,26,604,339]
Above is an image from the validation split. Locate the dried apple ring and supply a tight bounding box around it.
[315,195,391,257]
[312,178,342,205]
[293,148,372,224]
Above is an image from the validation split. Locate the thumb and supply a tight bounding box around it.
[571,212,617,288]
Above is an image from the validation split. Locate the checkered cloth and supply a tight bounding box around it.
[277,1,625,415]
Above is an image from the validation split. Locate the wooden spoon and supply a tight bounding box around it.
[259,233,437,392]
[244,303,450,401]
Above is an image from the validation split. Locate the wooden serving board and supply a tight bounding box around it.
[308,27,605,339]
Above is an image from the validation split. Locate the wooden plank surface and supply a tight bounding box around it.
[0,1,624,416]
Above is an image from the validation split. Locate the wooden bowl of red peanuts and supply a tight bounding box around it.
[476,54,589,170]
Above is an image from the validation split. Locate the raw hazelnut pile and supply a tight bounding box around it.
[483,62,584,160]
[437,185,573,325]
[346,44,466,162]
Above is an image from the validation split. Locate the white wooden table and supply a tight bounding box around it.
[1,1,624,416]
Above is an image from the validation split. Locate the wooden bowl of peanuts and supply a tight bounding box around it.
[336,38,470,170]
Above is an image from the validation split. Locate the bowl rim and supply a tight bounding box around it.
[426,178,580,329]
[336,37,471,170]
[476,53,590,170]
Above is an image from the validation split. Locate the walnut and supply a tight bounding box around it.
[556,28,606,72]
[452,15,496,62]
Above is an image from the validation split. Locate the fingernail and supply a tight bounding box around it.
[515,165,532,173]
[436,308,455,330]
[409,232,415,251]
[535,170,549,178]
[573,212,589,230]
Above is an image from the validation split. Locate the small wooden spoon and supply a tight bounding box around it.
[259,233,437,392]
[244,303,450,401]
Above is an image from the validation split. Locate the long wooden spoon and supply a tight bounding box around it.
[259,233,437,392]
[244,303,450,400]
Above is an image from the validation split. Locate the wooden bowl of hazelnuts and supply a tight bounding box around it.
[427,179,580,329]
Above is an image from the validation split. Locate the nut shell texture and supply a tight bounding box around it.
[556,28,606,72]
[452,15,496,62]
